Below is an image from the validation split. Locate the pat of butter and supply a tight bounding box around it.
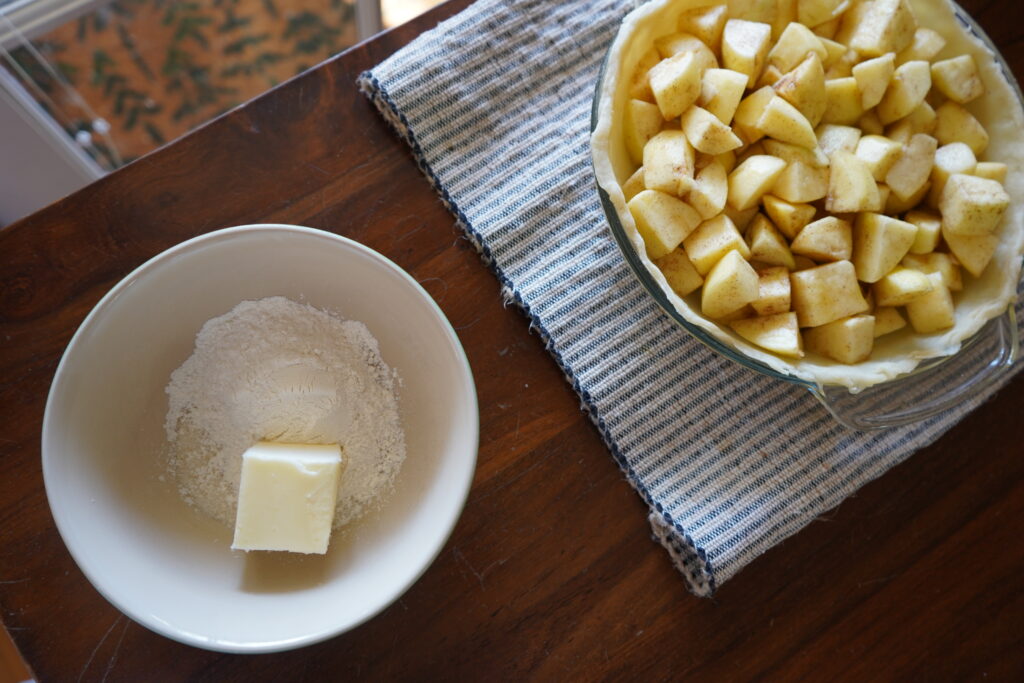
[231,442,342,554]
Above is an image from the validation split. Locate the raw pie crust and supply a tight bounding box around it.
[591,0,1024,390]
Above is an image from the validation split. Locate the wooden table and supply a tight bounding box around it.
[2,1,1023,679]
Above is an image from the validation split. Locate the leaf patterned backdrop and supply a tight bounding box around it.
[6,0,359,165]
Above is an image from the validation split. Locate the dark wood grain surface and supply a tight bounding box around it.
[2,1,1023,680]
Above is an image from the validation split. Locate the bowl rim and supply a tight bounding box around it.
[41,224,480,653]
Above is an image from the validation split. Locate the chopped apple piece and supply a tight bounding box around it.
[683,214,752,275]
[872,266,934,306]
[629,48,661,102]
[934,102,989,155]
[904,210,942,254]
[885,133,936,202]
[762,139,828,167]
[798,0,848,29]
[848,0,917,58]
[773,53,827,127]
[724,204,761,231]
[816,123,861,159]
[681,106,744,154]
[818,36,846,67]
[757,95,819,149]
[727,155,788,210]
[928,143,977,207]
[699,68,749,124]
[655,33,718,71]
[722,19,773,88]
[902,252,963,291]
[758,64,785,89]
[702,250,760,318]
[884,179,930,213]
[804,314,875,363]
[855,135,902,181]
[768,21,827,73]
[974,162,1008,183]
[751,265,792,316]
[656,248,704,298]
[941,228,999,278]
[772,161,829,203]
[790,260,870,327]
[622,167,646,202]
[853,53,895,109]
[649,52,705,120]
[931,55,985,104]
[747,213,797,269]
[822,77,864,125]
[763,195,817,239]
[852,213,918,282]
[624,99,664,165]
[939,173,1010,236]
[905,272,955,333]
[733,86,777,144]
[873,307,907,337]
[679,4,729,51]
[689,160,729,219]
[715,149,738,174]
[731,311,804,358]
[791,216,852,262]
[877,60,931,125]
[644,130,696,196]
[895,27,945,65]
[628,190,702,259]
[827,151,881,213]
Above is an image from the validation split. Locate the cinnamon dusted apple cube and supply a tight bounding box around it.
[689,160,729,219]
[678,4,728,51]
[895,27,945,65]
[934,102,989,155]
[873,307,908,337]
[790,216,852,262]
[816,123,861,159]
[974,162,1008,183]
[904,210,942,254]
[702,250,760,319]
[730,311,804,358]
[931,55,985,104]
[733,86,776,144]
[649,51,704,120]
[699,68,749,124]
[826,151,881,213]
[799,0,849,29]
[624,99,664,165]
[855,135,902,182]
[762,195,816,240]
[877,61,932,125]
[852,53,895,110]
[751,265,792,316]
[681,106,743,154]
[928,143,977,208]
[872,267,934,306]
[848,0,917,58]
[727,155,788,210]
[885,133,937,202]
[940,228,999,277]
[939,174,1010,236]
[768,22,826,73]
[852,213,918,283]
[683,213,751,275]
[804,314,876,363]
[627,190,702,259]
[822,77,863,125]
[656,248,704,298]
[902,252,963,291]
[655,33,718,71]
[790,261,870,328]
[722,19,772,89]
[643,130,695,196]
[746,213,796,269]
[905,272,955,333]
[772,161,829,203]
[772,53,827,128]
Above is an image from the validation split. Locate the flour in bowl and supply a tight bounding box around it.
[164,296,405,530]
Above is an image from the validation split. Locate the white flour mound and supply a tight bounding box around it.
[164,296,406,529]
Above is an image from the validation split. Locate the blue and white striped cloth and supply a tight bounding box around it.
[358,0,1024,596]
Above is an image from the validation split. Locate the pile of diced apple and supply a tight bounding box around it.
[621,0,1010,364]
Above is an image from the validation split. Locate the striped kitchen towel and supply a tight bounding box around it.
[358,0,1024,596]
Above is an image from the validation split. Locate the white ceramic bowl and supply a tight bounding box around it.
[42,225,478,653]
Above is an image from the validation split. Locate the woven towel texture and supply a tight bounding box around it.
[358,0,1024,596]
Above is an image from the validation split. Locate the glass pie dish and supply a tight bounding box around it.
[590,0,1024,430]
